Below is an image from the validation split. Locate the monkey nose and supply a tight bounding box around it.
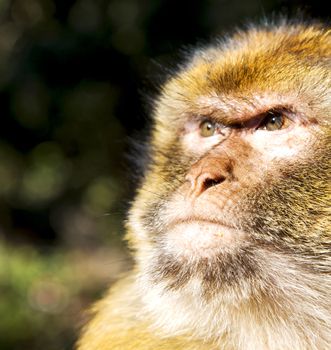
[185,171,226,197]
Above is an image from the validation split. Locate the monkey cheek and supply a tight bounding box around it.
[163,221,246,259]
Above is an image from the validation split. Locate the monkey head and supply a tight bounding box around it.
[126,22,331,348]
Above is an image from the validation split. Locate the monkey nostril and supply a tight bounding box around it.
[186,172,226,197]
[203,176,225,190]
[185,166,228,197]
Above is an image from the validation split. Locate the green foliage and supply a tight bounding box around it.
[0,241,130,350]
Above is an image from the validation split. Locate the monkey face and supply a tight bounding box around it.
[128,24,331,299]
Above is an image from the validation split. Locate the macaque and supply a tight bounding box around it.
[77,20,331,350]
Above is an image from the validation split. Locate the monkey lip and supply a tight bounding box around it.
[164,218,246,255]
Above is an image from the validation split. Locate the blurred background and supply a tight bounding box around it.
[0,0,328,349]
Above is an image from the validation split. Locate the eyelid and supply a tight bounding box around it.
[243,109,295,130]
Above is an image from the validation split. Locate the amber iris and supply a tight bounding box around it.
[200,120,216,137]
[262,112,285,131]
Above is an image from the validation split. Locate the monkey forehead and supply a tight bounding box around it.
[156,24,331,125]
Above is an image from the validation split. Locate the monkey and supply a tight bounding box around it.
[76,20,331,350]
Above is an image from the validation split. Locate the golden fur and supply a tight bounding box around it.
[77,21,331,350]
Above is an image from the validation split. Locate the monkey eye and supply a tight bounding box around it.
[257,111,288,131]
[199,120,216,137]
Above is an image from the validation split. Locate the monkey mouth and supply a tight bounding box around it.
[168,217,234,229]
[163,218,246,257]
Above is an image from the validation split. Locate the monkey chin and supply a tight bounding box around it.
[163,220,247,259]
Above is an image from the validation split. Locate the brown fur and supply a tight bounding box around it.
[77,21,331,350]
